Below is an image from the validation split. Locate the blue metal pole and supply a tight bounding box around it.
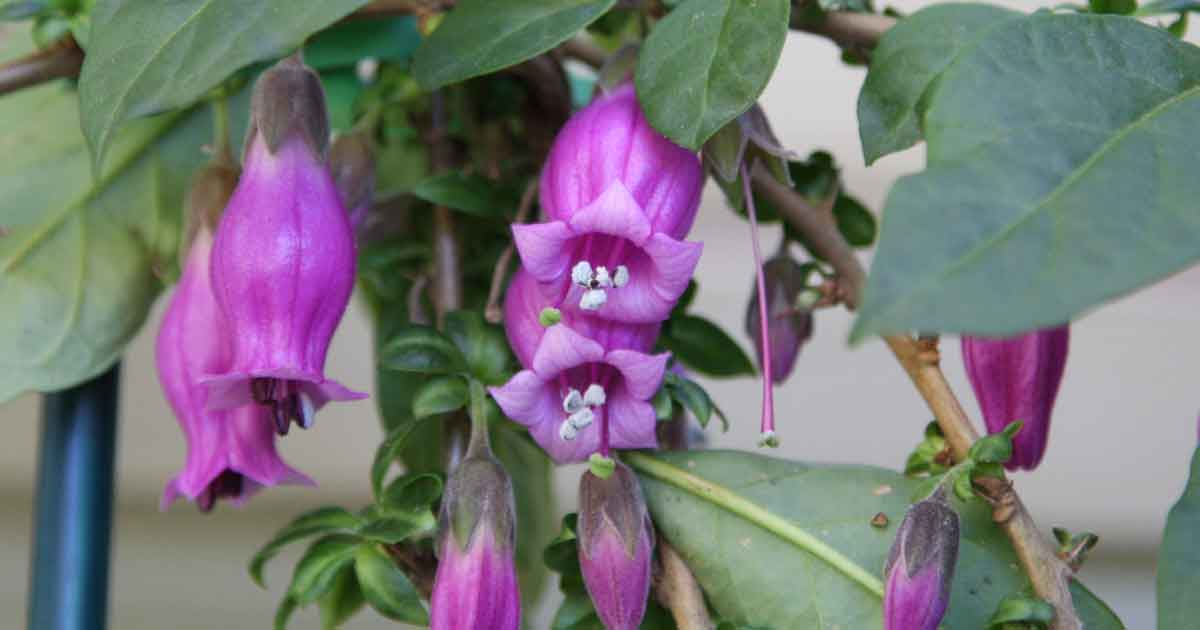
[28,364,120,630]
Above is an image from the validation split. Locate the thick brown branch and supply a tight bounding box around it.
[0,36,83,97]
[655,538,714,630]
[759,171,1083,630]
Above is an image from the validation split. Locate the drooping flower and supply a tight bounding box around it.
[205,56,365,432]
[158,164,312,512]
[489,323,667,464]
[883,489,960,630]
[430,453,521,630]
[745,253,814,384]
[514,84,704,323]
[329,130,375,233]
[961,325,1069,471]
[577,462,654,630]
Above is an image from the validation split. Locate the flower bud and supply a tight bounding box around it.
[883,490,960,630]
[961,325,1069,471]
[431,454,521,630]
[329,130,375,233]
[577,462,654,630]
[205,56,365,433]
[744,255,814,383]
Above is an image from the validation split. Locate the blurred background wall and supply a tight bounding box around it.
[1,3,1194,628]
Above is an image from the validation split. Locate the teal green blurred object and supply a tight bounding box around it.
[568,71,596,109]
[28,364,120,630]
[305,16,422,70]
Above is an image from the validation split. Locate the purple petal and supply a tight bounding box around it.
[579,516,653,630]
[512,221,575,284]
[598,234,701,323]
[566,181,653,246]
[489,371,558,431]
[604,382,659,451]
[604,350,669,401]
[530,324,605,379]
[431,525,521,630]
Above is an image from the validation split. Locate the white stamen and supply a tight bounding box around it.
[559,421,578,441]
[571,261,594,287]
[583,384,606,407]
[568,407,595,430]
[563,388,584,413]
[297,392,316,429]
[580,289,607,311]
[613,265,630,287]
[594,266,613,288]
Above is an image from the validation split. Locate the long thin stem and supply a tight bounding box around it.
[656,538,715,630]
[754,169,1084,630]
[625,452,885,598]
[465,380,492,459]
[484,180,537,323]
[741,165,776,443]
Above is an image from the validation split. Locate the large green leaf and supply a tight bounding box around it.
[354,544,429,625]
[632,450,1123,629]
[413,0,617,90]
[79,0,373,169]
[1157,445,1200,629]
[635,0,790,150]
[856,3,1021,164]
[852,13,1200,339]
[0,78,247,403]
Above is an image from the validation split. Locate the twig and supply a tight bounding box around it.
[0,36,83,97]
[754,167,1083,630]
[655,538,715,630]
[428,91,461,322]
[484,181,538,323]
[559,37,606,69]
[791,9,897,50]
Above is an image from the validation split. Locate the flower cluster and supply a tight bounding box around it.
[157,57,363,511]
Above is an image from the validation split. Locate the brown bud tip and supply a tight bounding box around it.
[578,461,651,558]
[251,55,330,158]
[182,161,239,261]
[329,132,376,212]
[440,454,516,553]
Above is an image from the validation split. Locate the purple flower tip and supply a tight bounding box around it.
[578,463,654,630]
[745,254,814,384]
[961,325,1069,471]
[883,491,960,630]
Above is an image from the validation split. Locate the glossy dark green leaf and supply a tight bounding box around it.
[665,373,714,429]
[833,194,876,248]
[0,76,248,402]
[288,535,363,604]
[379,325,467,375]
[634,450,1123,629]
[370,422,427,499]
[1157,446,1200,629]
[381,472,445,513]
[543,513,580,575]
[304,16,420,70]
[444,310,514,385]
[250,507,362,588]
[318,566,365,629]
[661,315,756,378]
[413,0,617,89]
[635,0,789,150]
[412,375,468,419]
[412,172,520,218]
[357,517,431,545]
[354,544,429,625]
[79,0,373,169]
[1089,0,1138,13]
[988,593,1055,628]
[274,596,298,630]
[854,13,1200,338]
[857,3,1021,164]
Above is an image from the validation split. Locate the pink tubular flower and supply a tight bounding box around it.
[430,456,521,630]
[489,323,667,464]
[158,165,311,511]
[883,490,959,630]
[577,463,654,630]
[513,84,704,323]
[961,325,1069,471]
[205,57,365,433]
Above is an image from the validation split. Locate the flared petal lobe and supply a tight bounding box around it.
[961,325,1069,470]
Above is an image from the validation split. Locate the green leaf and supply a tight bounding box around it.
[661,315,756,378]
[412,172,520,218]
[78,0,373,169]
[833,194,877,248]
[543,513,581,574]
[494,425,556,610]
[0,1,44,21]
[635,0,790,150]
[288,535,363,605]
[0,79,248,403]
[857,3,1021,164]
[1138,0,1200,14]
[444,310,513,385]
[412,375,468,419]
[304,16,420,70]
[989,593,1055,628]
[379,324,468,375]
[354,544,429,625]
[1157,445,1200,629]
[631,450,1123,629]
[665,372,724,430]
[250,507,362,588]
[853,13,1200,339]
[381,472,445,513]
[370,422,427,499]
[1089,0,1138,14]
[413,0,617,89]
[274,596,298,630]
[318,566,365,630]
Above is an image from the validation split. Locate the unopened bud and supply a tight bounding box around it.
[883,489,960,630]
[745,255,814,383]
[181,161,238,262]
[250,54,330,158]
[961,325,1069,471]
[577,462,654,630]
[329,131,375,232]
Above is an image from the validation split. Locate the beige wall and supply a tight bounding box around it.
[2,3,1193,627]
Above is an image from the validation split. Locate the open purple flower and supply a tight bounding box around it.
[157,171,311,511]
[577,462,654,630]
[205,57,365,433]
[961,325,1069,471]
[489,323,667,464]
[514,84,703,324]
[883,490,959,630]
